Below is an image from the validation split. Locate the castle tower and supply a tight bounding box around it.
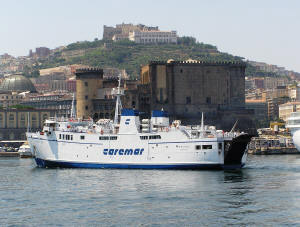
[75,68,103,119]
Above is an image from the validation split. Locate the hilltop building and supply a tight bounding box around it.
[103,23,177,44]
[129,30,177,44]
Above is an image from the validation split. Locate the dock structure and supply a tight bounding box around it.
[0,152,19,157]
[248,136,300,155]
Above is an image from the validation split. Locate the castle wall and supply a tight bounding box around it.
[75,68,103,119]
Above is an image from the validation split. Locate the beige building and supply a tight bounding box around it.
[0,109,55,140]
[279,102,300,121]
[129,30,177,44]
[0,92,24,107]
[76,68,103,119]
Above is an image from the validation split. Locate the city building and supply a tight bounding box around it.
[279,102,300,121]
[0,74,37,93]
[245,99,268,120]
[0,92,24,107]
[0,108,55,140]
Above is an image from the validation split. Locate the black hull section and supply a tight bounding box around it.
[224,134,252,167]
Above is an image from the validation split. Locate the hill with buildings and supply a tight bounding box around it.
[36,38,246,78]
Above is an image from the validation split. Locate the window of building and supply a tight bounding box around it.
[85,82,88,86]
[42,114,48,123]
[20,114,26,128]
[85,105,88,110]
[85,95,88,100]
[0,114,3,128]
[80,135,85,140]
[202,145,212,149]
[9,114,14,128]
[186,96,191,104]
[180,69,183,73]
[206,97,211,104]
[32,114,37,128]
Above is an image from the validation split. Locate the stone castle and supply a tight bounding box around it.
[75,60,255,133]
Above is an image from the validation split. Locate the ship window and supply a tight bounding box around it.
[80,135,85,140]
[196,145,201,150]
[110,136,118,140]
[99,136,109,140]
[71,135,73,140]
[63,134,65,140]
[218,143,222,149]
[59,134,61,139]
[149,135,161,139]
[140,136,148,140]
[202,145,212,149]
[67,135,70,140]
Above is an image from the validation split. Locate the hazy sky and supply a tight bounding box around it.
[1,0,299,71]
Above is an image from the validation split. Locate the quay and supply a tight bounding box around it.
[0,152,19,157]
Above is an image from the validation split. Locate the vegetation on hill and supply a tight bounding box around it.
[36,37,246,78]
[34,37,288,79]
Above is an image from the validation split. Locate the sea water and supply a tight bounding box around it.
[1,155,300,226]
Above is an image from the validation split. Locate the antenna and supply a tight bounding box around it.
[200,112,204,131]
[112,74,124,124]
[27,112,29,132]
[230,120,239,133]
[70,93,76,118]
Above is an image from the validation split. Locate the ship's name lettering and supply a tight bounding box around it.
[103,148,144,155]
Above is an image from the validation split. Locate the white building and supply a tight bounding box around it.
[129,30,177,44]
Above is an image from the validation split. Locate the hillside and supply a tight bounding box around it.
[35,38,288,79]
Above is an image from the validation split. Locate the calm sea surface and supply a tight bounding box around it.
[1,155,300,226]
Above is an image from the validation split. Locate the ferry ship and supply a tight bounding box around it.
[286,112,300,151]
[26,77,251,170]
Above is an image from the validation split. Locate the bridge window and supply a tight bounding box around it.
[140,136,148,140]
[202,145,212,149]
[71,135,73,140]
[110,136,118,140]
[80,135,85,140]
[195,145,201,150]
[149,135,161,139]
[99,136,109,140]
[59,134,61,139]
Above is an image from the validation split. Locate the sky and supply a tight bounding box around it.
[1,0,300,72]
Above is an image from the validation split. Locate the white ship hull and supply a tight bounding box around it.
[27,130,249,169]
